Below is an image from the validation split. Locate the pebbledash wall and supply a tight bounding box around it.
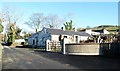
[65,43,100,55]
[64,43,120,56]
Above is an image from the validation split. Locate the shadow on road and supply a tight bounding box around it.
[33,50,120,69]
[15,45,30,48]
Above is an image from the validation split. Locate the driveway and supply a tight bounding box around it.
[2,46,77,69]
[34,50,120,69]
[2,46,120,69]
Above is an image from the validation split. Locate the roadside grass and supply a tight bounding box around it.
[10,42,22,47]
[27,46,46,51]
[0,44,2,58]
[0,44,2,70]
[28,47,61,52]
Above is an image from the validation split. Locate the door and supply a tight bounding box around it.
[75,36,78,43]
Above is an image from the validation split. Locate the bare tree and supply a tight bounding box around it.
[1,6,23,43]
[26,13,44,32]
[0,13,5,24]
[45,14,64,29]
[65,12,74,22]
[2,6,22,25]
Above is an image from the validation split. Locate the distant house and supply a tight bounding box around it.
[28,28,91,47]
[92,29,110,35]
[83,29,100,35]
[15,39,25,43]
[80,29,110,35]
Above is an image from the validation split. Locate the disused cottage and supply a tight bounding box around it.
[28,28,91,47]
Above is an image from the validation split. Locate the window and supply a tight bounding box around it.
[64,36,67,38]
[59,35,62,41]
[75,36,78,43]
[33,40,35,45]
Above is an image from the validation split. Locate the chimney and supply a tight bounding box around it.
[73,27,76,32]
[61,27,63,30]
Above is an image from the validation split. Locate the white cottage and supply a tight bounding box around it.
[28,28,91,47]
[92,29,110,35]
[80,29,110,35]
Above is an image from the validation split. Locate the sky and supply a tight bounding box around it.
[0,2,118,33]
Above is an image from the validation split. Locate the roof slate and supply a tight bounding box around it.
[45,28,91,36]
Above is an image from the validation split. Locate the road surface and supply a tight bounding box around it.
[2,46,77,69]
[2,46,120,69]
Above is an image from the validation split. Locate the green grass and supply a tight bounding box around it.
[0,44,2,64]
[0,46,2,71]
[78,25,119,32]
[28,47,46,51]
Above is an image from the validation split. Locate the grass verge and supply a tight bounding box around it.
[0,44,2,70]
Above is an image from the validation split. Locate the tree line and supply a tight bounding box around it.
[0,6,74,44]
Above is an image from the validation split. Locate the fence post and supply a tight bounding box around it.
[46,40,50,51]
[62,38,68,54]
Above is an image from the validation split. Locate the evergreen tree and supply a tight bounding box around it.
[0,23,4,33]
[64,20,73,30]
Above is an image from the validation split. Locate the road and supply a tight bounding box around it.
[2,46,77,69]
[2,46,120,69]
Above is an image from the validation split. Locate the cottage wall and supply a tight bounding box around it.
[37,32,50,47]
[51,35,59,41]
[79,36,88,41]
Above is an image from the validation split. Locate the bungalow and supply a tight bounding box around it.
[92,29,110,35]
[80,29,110,35]
[28,28,91,47]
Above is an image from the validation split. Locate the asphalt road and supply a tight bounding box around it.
[2,46,120,69]
[2,46,77,69]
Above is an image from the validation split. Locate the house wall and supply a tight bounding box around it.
[28,28,90,48]
[28,38,36,46]
[86,29,92,35]
[51,34,89,43]
[79,36,89,41]
[51,35,75,43]
[103,29,110,34]
[62,35,75,43]
[51,35,59,41]
[37,31,51,47]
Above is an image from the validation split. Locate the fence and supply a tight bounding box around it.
[100,43,120,56]
[46,40,62,52]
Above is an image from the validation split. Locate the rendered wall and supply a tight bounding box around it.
[65,43,100,55]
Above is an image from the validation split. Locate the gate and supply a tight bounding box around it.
[46,40,62,52]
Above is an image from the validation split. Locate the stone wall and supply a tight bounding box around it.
[100,43,120,56]
[65,43,120,56]
[65,43,100,55]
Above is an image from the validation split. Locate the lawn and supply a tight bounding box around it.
[0,44,2,70]
[0,44,2,58]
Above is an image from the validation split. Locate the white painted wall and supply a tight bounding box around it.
[15,39,25,43]
[51,35,59,41]
[103,29,110,34]
[28,28,90,47]
[37,29,51,47]
[86,29,92,35]
[79,36,88,41]
[85,29,100,35]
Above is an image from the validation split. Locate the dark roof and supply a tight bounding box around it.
[29,32,39,38]
[92,29,104,33]
[45,28,91,36]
